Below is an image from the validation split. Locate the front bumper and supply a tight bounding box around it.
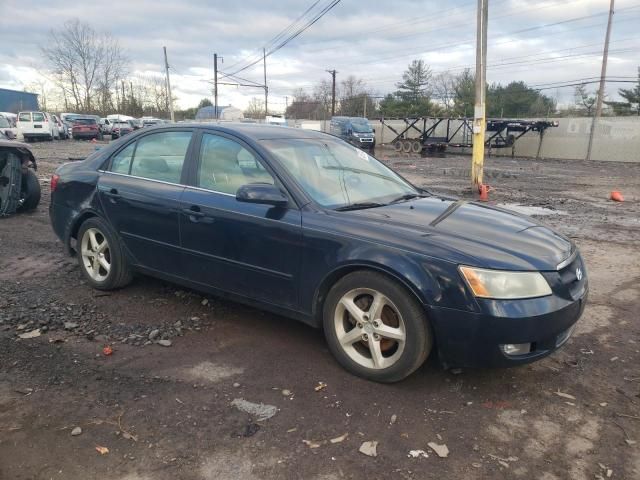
[428,286,588,368]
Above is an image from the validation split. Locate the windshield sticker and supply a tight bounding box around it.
[357,149,370,162]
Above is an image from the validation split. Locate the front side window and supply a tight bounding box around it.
[197,134,274,194]
[109,131,192,183]
[262,138,417,209]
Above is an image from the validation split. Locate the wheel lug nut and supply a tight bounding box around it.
[374,334,380,340]
[357,323,363,329]
[362,334,368,341]
[373,321,379,327]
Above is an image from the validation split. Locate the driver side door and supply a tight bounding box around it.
[179,131,302,308]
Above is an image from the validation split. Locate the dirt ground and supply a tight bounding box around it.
[1,139,639,480]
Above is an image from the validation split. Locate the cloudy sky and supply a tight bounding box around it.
[1,0,639,111]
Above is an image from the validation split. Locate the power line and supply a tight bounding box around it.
[222,0,342,79]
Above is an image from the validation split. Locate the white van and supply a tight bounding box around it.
[17,111,58,141]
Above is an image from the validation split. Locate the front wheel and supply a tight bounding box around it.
[323,271,432,383]
[77,217,132,290]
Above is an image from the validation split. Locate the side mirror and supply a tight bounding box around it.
[236,183,288,207]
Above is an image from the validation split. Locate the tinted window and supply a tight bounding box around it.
[197,134,274,194]
[74,118,97,125]
[110,143,136,174]
[32,112,45,122]
[18,112,31,122]
[130,131,192,183]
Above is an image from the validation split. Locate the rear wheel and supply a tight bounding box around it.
[77,217,132,290]
[323,271,432,383]
[17,169,40,212]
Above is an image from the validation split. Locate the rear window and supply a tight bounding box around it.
[32,112,45,122]
[74,118,97,125]
[18,112,31,122]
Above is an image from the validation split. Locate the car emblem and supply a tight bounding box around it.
[575,267,583,281]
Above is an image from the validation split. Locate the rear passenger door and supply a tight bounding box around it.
[97,129,195,275]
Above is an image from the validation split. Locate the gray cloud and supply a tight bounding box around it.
[1,0,638,110]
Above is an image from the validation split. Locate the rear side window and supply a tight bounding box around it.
[32,112,45,122]
[110,143,136,174]
[18,112,31,122]
[129,131,192,184]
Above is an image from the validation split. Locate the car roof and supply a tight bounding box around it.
[145,123,332,141]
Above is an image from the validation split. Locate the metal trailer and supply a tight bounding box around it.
[380,117,559,157]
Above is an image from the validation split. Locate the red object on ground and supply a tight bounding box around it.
[479,184,489,202]
[91,138,97,144]
[102,345,113,356]
[610,191,624,202]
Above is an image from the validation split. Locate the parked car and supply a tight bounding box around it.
[71,117,102,140]
[49,124,587,382]
[51,114,68,139]
[141,117,163,127]
[110,121,133,139]
[17,111,58,142]
[330,116,375,150]
[0,115,18,140]
[99,118,113,136]
[0,131,40,216]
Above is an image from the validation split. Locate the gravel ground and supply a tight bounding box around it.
[0,139,639,480]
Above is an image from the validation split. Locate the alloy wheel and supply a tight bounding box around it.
[80,227,111,282]
[333,288,406,369]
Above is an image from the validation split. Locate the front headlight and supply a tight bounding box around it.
[459,266,552,299]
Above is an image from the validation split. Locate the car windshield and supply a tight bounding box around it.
[262,138,418,209]
[351,120,372,133]
[74,118,96,125]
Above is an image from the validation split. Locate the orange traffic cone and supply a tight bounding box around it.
[610,191,624,202]
[479,184,489,202]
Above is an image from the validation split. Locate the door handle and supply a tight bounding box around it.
[182,205,206,221]
[104,187,121,203]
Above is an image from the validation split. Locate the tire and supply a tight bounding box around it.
[76,217,133,290]
[323,270,432,383]
[402,140,413,153]
[411,141,422,154]
[393,141,403,152]
[17,169,41,212]
[0,152,22,216]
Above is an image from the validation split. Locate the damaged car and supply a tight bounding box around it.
[0,132,40,216]
[49,124,588,382]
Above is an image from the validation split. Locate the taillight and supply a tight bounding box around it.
[51,174,60,193]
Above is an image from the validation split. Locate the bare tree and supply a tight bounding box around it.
[244,97,265,119]
[42,19,128,114]
[433,72,456,116]
[574,84,597,116]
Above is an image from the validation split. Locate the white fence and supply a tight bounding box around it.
[293,117,640,163]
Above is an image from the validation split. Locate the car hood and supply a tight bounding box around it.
[324,197,573,271]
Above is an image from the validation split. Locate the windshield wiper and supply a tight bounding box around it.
[389,193,428,204]
[334,202,386,212]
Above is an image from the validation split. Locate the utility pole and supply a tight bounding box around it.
[326,69,337,116]
[471,0,489,190]
[363,94,367,118]
[263,48,268,118]
[285,96,289,112]
[163,46,175,122]
[214,53,219,119]
[586,0,615,161]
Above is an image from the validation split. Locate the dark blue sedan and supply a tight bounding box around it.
[49,124,588,382]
